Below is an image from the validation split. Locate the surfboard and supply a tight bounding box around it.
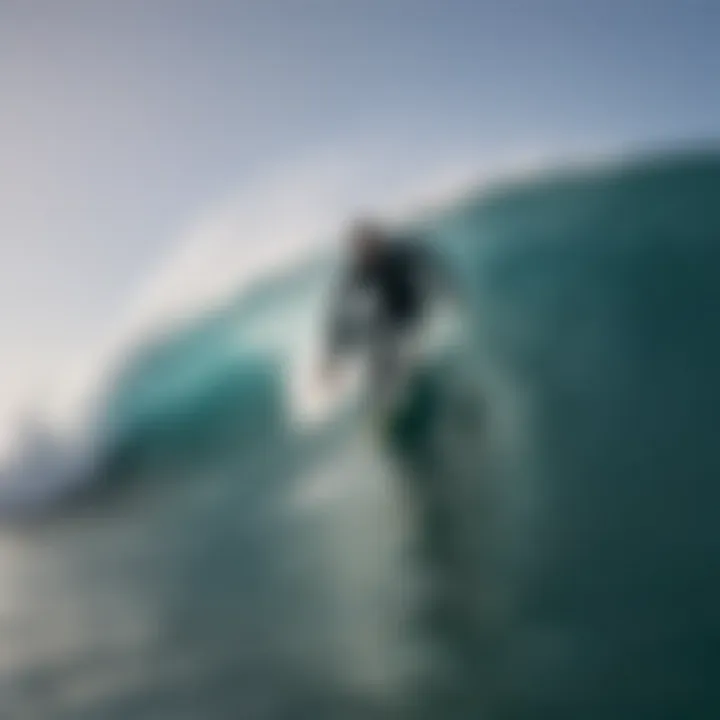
[289,297,464,435]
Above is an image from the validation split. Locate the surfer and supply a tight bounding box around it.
[320,218,455,409]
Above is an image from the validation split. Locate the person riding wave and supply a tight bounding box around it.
[321,219,456,411]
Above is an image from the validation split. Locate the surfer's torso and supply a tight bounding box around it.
[331,239,432,344]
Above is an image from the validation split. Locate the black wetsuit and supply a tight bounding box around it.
[327,238,441,355]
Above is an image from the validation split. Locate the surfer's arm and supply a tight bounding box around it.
[319,269,364,385]
[324,269,360,359]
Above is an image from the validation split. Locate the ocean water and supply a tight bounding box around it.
[2,150,720,719]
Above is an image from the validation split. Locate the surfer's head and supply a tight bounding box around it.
[348,218,386,266]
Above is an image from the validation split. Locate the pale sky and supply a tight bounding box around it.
[0,0,718,426]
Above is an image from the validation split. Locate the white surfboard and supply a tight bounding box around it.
[288,294,464,431]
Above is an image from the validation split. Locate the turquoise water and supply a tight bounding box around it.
[2,151,720,718]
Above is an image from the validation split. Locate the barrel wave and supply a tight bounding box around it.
[2,150,720,719]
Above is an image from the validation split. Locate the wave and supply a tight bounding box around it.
[2,149,720,718]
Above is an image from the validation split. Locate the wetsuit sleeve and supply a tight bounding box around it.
[324,267,360,357]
